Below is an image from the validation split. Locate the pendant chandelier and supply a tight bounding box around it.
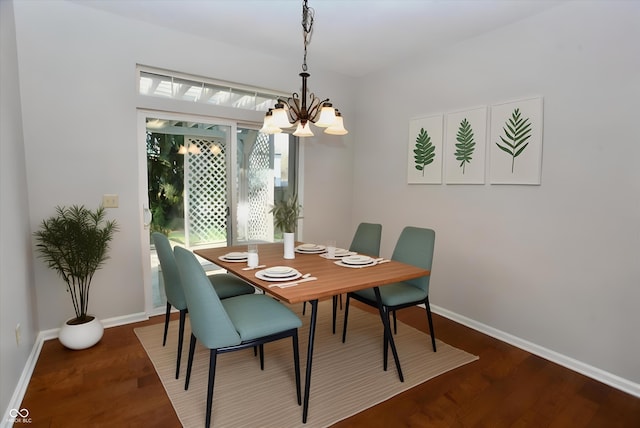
[260,0,348,137]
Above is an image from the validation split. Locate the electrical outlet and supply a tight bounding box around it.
[103,194,119,208]
[15,323,21,346]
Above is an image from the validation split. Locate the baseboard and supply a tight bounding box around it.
[2,312,149,427]
[429,303,640,399]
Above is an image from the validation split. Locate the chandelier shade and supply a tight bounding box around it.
[261,0,348,137]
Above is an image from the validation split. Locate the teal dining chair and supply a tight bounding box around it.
[332,222,382,332]
[152,232,255,379]
[342,226,436,373]
[303,222,382,334]
[174,246,302,428]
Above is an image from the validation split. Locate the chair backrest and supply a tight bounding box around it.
[173,246,241,349]
[391,227,435,293]
[152,232,187,310]
[349,223,382,257]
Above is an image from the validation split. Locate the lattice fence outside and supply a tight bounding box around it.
[247,133,273,241]
[185,137,227,246]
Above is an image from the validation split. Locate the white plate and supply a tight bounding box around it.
[255,269,302,282]
[341,255,374,265]
[218,252,248,262]
[263,266,296,278]
[320,250,356,260]
[295,244,326,254]
[334,260,377,268]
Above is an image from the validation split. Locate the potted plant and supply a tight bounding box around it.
[34,205,118,350]
[269,193,301,259]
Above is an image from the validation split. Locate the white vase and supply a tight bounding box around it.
[58,315,104,350]
[283,232,295,259]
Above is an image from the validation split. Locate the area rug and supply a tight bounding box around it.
[135,300,478,427]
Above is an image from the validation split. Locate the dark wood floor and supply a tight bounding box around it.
[19,301,640,427]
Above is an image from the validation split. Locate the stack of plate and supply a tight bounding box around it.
[295,243,326,254]
[255,266,302,282]
[321,248,353,259]
[218,252,247,262]
[337,255,376,267]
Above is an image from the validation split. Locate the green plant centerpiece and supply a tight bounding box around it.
[269,194,301,259]
[34,205,118,327]
[270,193,301,234]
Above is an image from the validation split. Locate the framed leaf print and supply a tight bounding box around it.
[490,97,543,185]
[407,115,443,184]
[444,107,488,184]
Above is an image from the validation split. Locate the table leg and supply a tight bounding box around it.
[373,287,404,382]
[302,299,318,423]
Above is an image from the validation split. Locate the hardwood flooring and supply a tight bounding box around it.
[19,302,640,427]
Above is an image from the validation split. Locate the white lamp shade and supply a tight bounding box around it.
[314,104,336,127]
[293,122,314,137]
[324,115,348,135]
[260,114,282,134]
[271,107,293,128]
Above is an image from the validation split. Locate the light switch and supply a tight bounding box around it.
[103,194,119,208]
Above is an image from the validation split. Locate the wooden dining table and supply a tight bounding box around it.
[195,242,430,423]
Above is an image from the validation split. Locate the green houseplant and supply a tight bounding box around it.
[269,194,301,259]
[270,193,301,233]
[34,205,118,349]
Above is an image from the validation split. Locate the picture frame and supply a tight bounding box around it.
[489,97,544,185]
[407,115,443,184]
[444,106,488,184]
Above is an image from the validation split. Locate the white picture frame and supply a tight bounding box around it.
[407,115,443,184]
[490,97,544,185]
[444,106,488,184]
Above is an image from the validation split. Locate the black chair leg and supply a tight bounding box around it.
[393,310,398,334]
[332,295,338,334]
[162,302,171,346]
[341,294,351,343]
[302,301,306,315]
[205,350,218,428]
[259,344,265,370]
[185,334,197,390]
[292,332,302,405]
[176,309,186,379]
[425,297,437,352]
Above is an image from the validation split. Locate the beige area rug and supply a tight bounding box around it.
[135,300,478,427]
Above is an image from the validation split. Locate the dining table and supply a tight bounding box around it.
[195,241,430,423]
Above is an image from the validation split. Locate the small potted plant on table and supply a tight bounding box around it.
[270,194,301,259]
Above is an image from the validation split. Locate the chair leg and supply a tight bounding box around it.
[393,310,398,334]
[205,350,218,428]
[341,294,351,343]
[383,308,389,371]
[176,309,186,379]
[292,332,301,405]
[162,302,171,346]
[259,344,265,370]
[185,334,197,390]
[302,301,306,315]
[332,295,338,334]
[425,297,437,352]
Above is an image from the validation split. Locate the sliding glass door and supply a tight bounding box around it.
[142,112,297,312]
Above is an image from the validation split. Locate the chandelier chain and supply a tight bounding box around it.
[301,0,314,72]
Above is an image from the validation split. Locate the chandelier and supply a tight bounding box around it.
[260,0,348,137]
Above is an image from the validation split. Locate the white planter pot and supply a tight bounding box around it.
[58,316,104,350]
[283,232,295,259]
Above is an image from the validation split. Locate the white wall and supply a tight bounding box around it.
[12,0,355,331]
[352,1,640,384]
[0,0,39,415]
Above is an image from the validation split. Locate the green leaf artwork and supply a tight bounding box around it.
[413,127,435,176]
[496,108,532,173]
[455,118,475,174]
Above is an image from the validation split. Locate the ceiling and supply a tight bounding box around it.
[75,0,566,77]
